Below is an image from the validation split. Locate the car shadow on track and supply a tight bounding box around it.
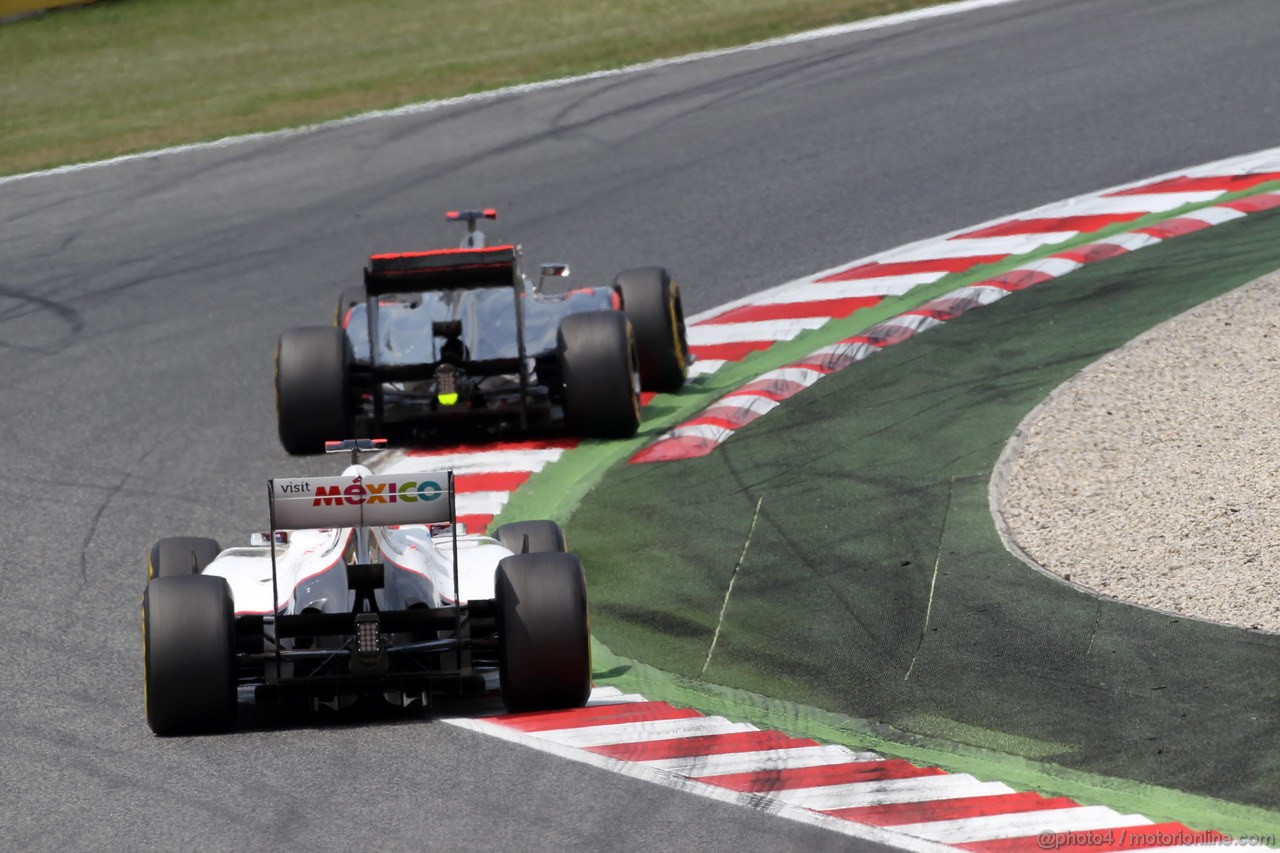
[229,693,508,735]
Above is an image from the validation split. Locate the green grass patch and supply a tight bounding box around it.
[1,0,956,177]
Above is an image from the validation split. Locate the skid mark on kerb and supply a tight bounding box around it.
[442,688,1261,851]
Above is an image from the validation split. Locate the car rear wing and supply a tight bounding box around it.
[268,471,454,530]
[360,244,533,432]
[363,245,519,296]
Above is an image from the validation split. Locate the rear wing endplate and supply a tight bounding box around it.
[363,245,519,296]
[269,471,454,530]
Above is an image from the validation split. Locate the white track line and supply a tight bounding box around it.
[381,447,566,473]
[686,317,830,345]
[897,807,1150,843]
[1182,206,1248,225]
[531,717,758,748]
[642,745,882,776]
[771,775,1007,809]
[757,274,945,303]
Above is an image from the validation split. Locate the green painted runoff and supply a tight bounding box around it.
[569,205,1280,817]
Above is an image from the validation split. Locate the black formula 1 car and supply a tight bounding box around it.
[275,210,690,455]
[141,439,591,735]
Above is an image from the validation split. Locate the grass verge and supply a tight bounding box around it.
[2,0,956,177]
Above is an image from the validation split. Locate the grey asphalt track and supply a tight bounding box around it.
[3,0,1280,849]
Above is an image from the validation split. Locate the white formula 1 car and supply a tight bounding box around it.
[141,440,590,736]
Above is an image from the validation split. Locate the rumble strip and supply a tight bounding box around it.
[445,688,1269,852]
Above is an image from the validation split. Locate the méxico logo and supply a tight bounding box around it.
[311,478,444,506]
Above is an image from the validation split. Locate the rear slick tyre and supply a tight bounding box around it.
[143,575,237,736]
[496,552,591,713]
[613,266,688,393]
[556,311,641,439]
[276,325,352,455]
[335,286,366,327]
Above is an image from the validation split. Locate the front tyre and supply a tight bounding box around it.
[556,311,641,439]
[496,552,591,713]
[335,286,366,327]
[493,520,567,554]
[143,575,237,736]
[613,266,688,393]
[147,537,222,580]
[276,325,353,455]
